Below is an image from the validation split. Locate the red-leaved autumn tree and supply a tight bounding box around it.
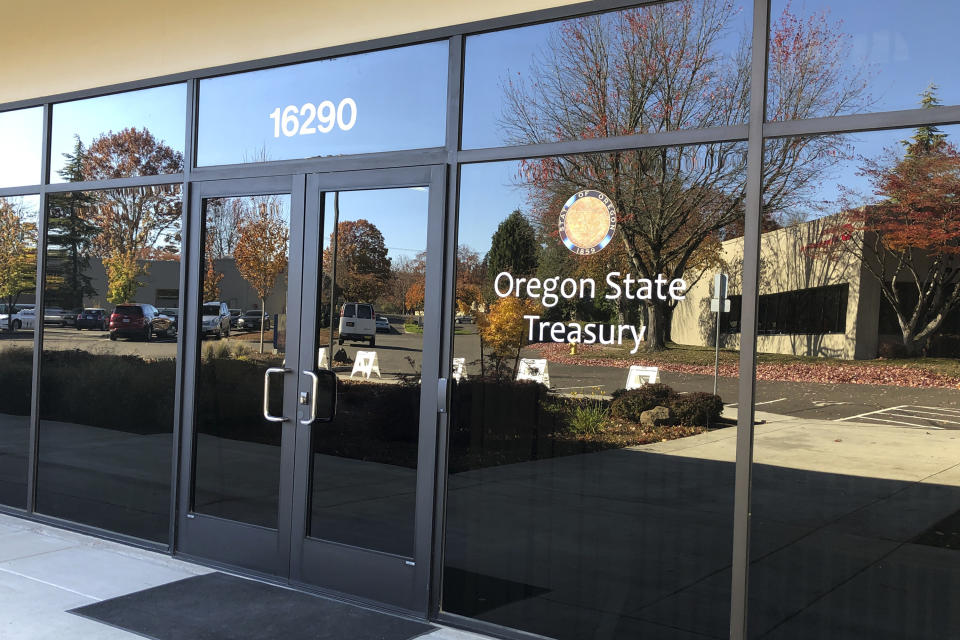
[833,90,960,356]
[82,127,183,302]
[507,0,869,349]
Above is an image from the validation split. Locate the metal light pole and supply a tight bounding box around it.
[326,192,340,366]
[711,273,730,397]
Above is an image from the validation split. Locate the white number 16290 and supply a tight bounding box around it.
[269,98,357,138]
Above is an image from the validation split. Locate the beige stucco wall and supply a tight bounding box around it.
[671,217,871,359]
[1,0,580,105]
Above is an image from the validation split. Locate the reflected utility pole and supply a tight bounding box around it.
[326,192,340,367]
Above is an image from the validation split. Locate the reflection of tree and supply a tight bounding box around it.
[486,210,538,281]
[322,220,391,305]
[456,246,485,315]
[202,230,224,302]
[834,90,960,356]
[81,128,183,303]
[47,136,98,309]
[477,297,538,379]
[0,200,37,330]
[234,199,289,353]
[506,1,868,349]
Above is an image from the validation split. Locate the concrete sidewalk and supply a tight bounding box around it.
[0,514,489,640]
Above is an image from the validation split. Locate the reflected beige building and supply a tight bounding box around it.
[673,216,885,360]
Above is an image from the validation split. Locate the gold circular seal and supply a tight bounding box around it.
[559,190,617,255]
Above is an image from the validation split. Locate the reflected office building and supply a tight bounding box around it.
[1,1,959,639]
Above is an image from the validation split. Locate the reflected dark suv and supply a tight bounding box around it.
[76,308,108,330]
[109,303,173,341]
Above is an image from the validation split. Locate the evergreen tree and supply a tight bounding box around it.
[486,210,539,279]
[46,136,98,309]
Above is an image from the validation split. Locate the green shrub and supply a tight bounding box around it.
[668,392,723,427]
[566,398,609,434]
[609,383,674,422]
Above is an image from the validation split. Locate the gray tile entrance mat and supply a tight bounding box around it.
[69,572,436,640]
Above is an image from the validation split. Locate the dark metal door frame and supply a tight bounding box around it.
[176,174,305,577]
[289,165,447,615]
[176,166,448,615]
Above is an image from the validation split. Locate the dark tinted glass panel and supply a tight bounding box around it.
[462,1,751,149]
[50,84,186,183]
[444,147,746,638]
[0,195,40,509]
[768,1,960,120]
[309,187,429,557]
[749,127,960,637]
[192,193,290,528]
[36,185,182,542]
[197,42,447,166]
[0,108,42,188]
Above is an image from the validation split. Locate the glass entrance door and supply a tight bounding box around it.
[178,167,445,612]
[177,175,302,576]
[289,167,445,611]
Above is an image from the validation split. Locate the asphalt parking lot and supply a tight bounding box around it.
[5,324,959,429]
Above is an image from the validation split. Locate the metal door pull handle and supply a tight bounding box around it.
[300,370,320,425]
[263,367,291,422]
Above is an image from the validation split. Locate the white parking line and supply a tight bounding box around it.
[836,405,908,422]
[884,411,960,425]
[726,397,786,408]
[836,404,960,429]
[855,416,945,429]
[910,405,960,415]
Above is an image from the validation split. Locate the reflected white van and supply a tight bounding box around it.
[338,302,376,346]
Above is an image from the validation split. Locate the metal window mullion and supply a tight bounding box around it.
[0,185,44,198]
[457,124,749,163]
[43,173,185,194]
[763,104,960,139]
[729,1,771,638]
[167,77,197,552]
[27,103,53,513]
[429,32,463,619]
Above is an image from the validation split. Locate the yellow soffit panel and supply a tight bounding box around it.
[1,0,583,105]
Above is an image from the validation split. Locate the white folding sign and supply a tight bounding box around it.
[516,358,551,388]
[625,365,660,389]
[350,350,382,379]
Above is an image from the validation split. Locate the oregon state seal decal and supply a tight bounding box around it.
[558,189,617,255]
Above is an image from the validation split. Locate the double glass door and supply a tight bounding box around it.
[177,166,446,613]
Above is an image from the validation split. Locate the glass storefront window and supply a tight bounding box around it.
[197,42,448,166]
[767,0,960,120]
[0,108,42,187]
[36,184,182,542]
[0,195,40,509]
[444,145,747,638]
[462,1,751,149]
[749,124,960,637]
[50,84,186,184]
[192,193,291,529]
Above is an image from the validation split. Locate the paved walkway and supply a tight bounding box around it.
[0,514,488,640]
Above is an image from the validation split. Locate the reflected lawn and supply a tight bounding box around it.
[530,342,960,388]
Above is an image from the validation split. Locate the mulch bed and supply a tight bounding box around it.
[529,342,960,390]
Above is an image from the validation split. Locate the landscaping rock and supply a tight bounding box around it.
[640,405,675,428]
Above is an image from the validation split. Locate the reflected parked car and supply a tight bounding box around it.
[338,302,376,346]
[157,307,179,333]
[376,316,391,333]
[109,303,173,341]
[8,308,37,330]
[75,308,108,330]
[202,301,231,339]
[43,307,70,326]
[238,309,271,331]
